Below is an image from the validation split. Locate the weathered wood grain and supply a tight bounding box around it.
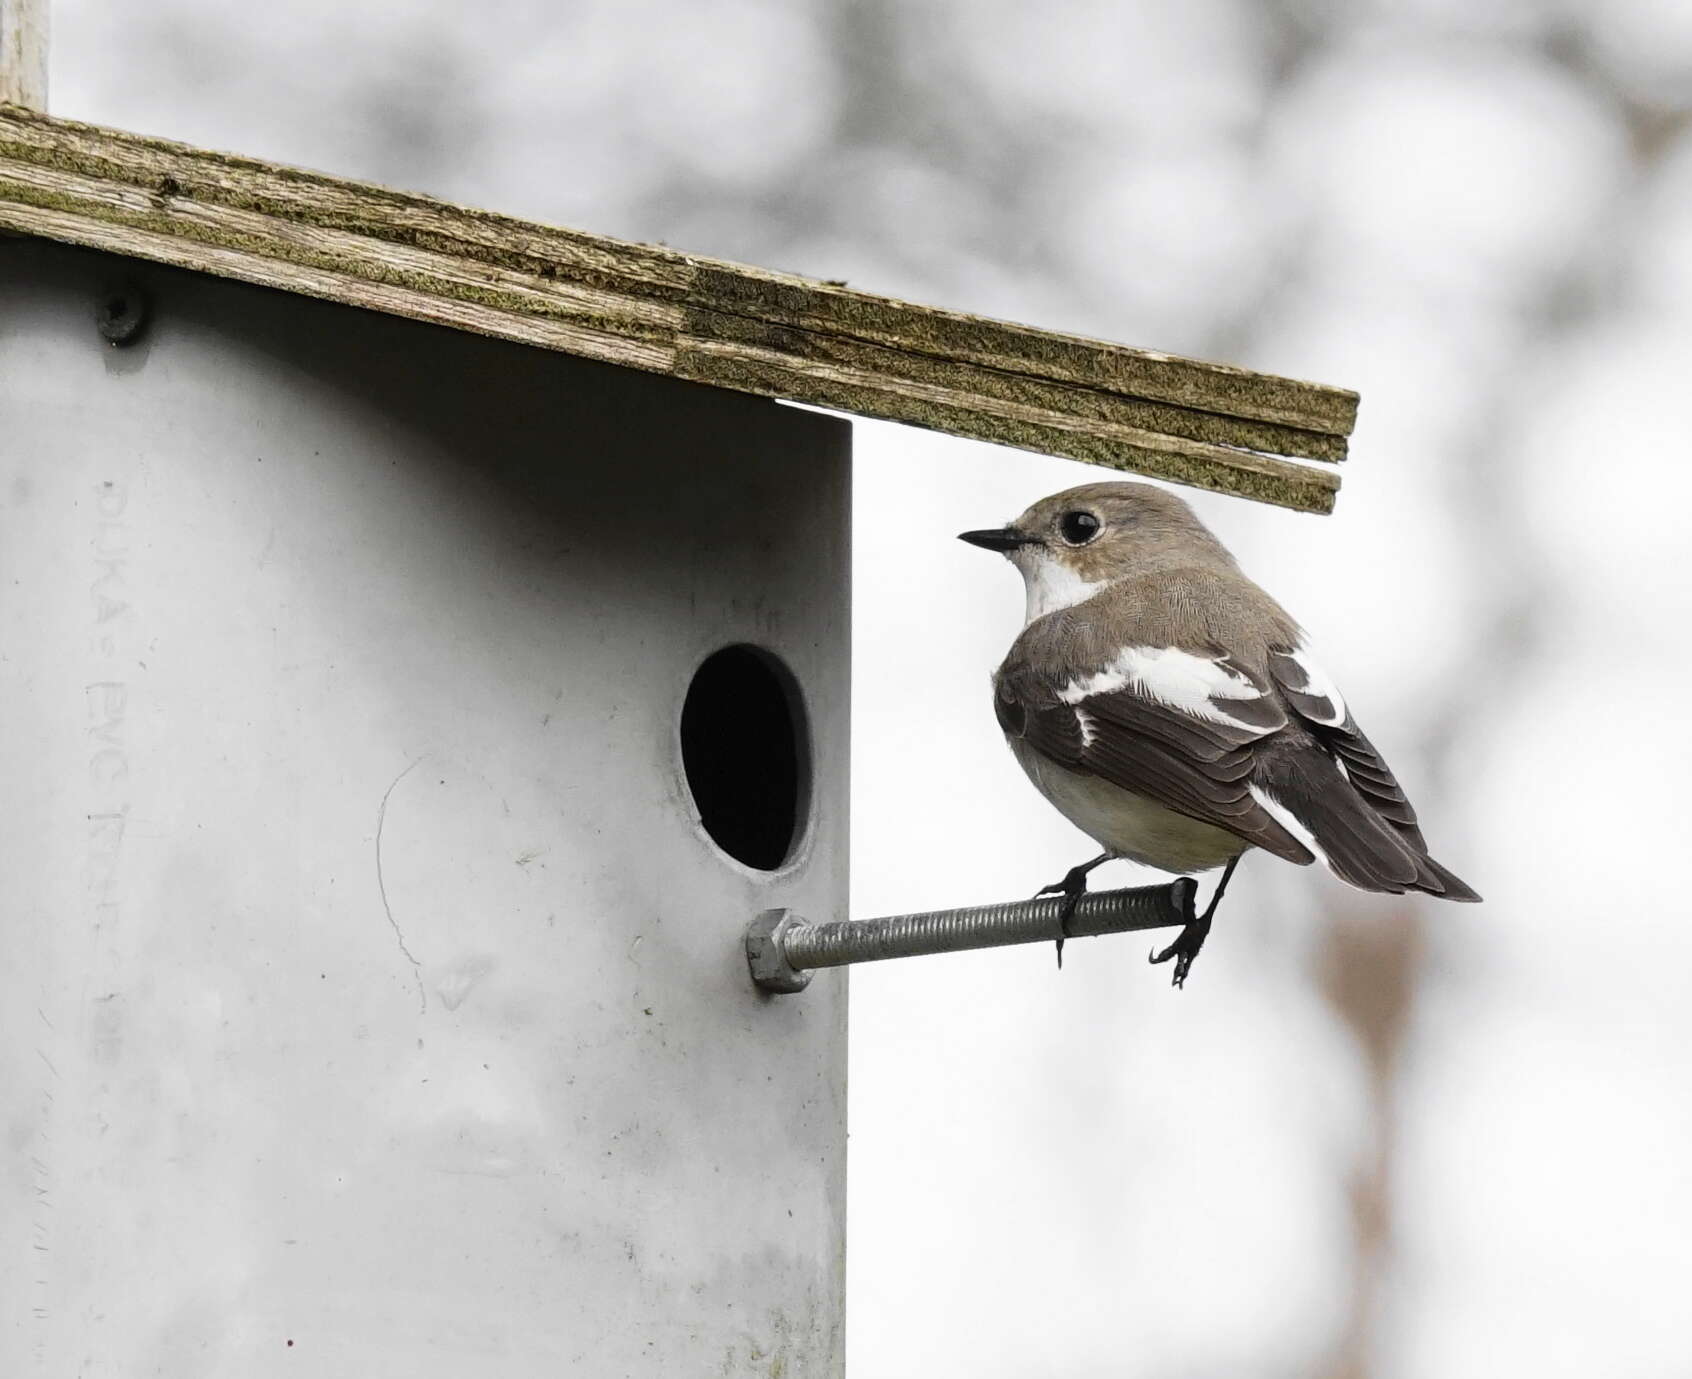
[686,266,1357,437]
[686,309,1349,463]
[0,104,1357,512]
[673,340,1340,512]
[0,194,676,369]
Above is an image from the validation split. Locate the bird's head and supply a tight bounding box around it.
[959,481,1232,623]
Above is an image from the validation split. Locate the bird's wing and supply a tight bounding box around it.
[1266,644,1425,846]
[1264,645,1481,900]
[996,642,1317,865]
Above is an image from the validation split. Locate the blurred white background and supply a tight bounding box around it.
[47,1,1692,1373]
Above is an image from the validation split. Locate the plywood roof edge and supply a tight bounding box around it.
[0,104,1354,513]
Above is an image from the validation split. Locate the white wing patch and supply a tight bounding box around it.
[1282,641,1349,727]
[1074,705,1099,748]
[1058,645,1269,731]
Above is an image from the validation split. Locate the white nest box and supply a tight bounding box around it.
[0,100,1354,1377]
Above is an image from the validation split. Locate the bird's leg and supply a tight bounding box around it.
[1149,854,1241,989]
[1034,853,1112,969]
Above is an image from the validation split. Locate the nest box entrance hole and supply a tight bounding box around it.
[680,645,810,871]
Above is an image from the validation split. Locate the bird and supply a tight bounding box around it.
[959,481,1479,987]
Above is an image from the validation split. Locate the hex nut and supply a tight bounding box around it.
[746,908,813,994]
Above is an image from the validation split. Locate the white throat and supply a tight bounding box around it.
[1013,548,1108,624]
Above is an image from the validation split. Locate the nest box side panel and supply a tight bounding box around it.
[0,239,849,1378]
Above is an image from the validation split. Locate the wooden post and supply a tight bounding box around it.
[0,0,47,110]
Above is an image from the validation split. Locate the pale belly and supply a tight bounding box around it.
[1008,736,1248,874]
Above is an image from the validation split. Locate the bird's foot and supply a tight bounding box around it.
[1147,854,1240,989]
[1034,855,1110,970]
[1148,915,1213,989]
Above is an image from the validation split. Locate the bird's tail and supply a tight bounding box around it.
[1417,855,1481,903]
[1257,751,1481,902]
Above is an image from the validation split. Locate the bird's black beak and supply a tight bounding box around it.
[958,527,1032,552]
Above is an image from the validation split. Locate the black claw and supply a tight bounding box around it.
[1149,916,1213,988]
[1034,860,1101,902]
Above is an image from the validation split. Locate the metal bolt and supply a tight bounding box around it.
[96,284,150,346]
[745,880,1196,994]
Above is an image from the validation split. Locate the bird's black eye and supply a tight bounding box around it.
[1058,511,1101,545]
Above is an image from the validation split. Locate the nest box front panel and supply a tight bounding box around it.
[0,240,849,1377]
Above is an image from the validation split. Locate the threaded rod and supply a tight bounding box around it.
[746,881,1197,992]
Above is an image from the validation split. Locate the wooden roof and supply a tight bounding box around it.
[0,105,1355,513]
